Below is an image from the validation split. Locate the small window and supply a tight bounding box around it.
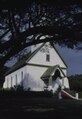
[11,76,13,87]
[21,71,23,87]
[21,71,23,80]
[15,74,17,86]
[46,54,50,62]
[7,78,9,88]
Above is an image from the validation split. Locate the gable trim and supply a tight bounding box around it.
[41,65,66,80]
[27,42,68,68]
[27,63,67,69]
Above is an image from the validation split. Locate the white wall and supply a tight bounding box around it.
[3,42,69,90]
[28,42,67,68]
[23,65,47,91]
[3,64,69,90]
[3,66,27,88]
[3,65,47,91]
[26,65,47,80]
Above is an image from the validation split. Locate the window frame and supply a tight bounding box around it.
[46,54,50,62]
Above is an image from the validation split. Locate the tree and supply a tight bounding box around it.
[69,75,82,91]
[0,0,82,76]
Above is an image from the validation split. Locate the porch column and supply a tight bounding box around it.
[15,74,17,86]
[62,77,64,89]
[48,76,52,91]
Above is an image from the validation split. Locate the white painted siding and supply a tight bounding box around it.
[28,42,66,68]
[3,65,46,91]
[22,65,46,91]
[3,42,69,90]
[3,65,69,90]
[26,65,47,80]
[3,66,27,88]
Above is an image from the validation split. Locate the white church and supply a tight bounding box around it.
[3,42,69,92]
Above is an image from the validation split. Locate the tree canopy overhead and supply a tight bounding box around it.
[0,0,82,70]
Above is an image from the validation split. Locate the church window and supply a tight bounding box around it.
[11,76,13,87]
[21,71,23,87]
[7,78,8,88]
[46,54,50,62]
[15,74,17,86]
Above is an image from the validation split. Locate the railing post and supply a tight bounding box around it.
[75,93,79,100]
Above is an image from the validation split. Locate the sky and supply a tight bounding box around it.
[55,44,82,76]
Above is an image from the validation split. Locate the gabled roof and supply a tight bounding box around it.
[4,44,44,76]
[5,42,67,76]
[41,65,66,80]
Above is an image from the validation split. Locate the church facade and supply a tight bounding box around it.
[3,42,69,91]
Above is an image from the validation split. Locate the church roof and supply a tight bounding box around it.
[4,44,44,76]
[4,42,67,76]
[41,65,66,80]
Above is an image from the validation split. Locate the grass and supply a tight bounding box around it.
[0,97,82,119]
[0,90,82,118]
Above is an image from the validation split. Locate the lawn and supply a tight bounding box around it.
[0,97,82,119]
[0,90,82,119]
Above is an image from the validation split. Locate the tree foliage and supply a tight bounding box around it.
[69,75,82,91]
[0,0,82,75]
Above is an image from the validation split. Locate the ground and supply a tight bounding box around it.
[0,97,82,119]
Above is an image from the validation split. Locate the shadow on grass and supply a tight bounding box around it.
[0,90,82,119]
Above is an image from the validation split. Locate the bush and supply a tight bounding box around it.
[79,92,82,98]
[0,89,53,98]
